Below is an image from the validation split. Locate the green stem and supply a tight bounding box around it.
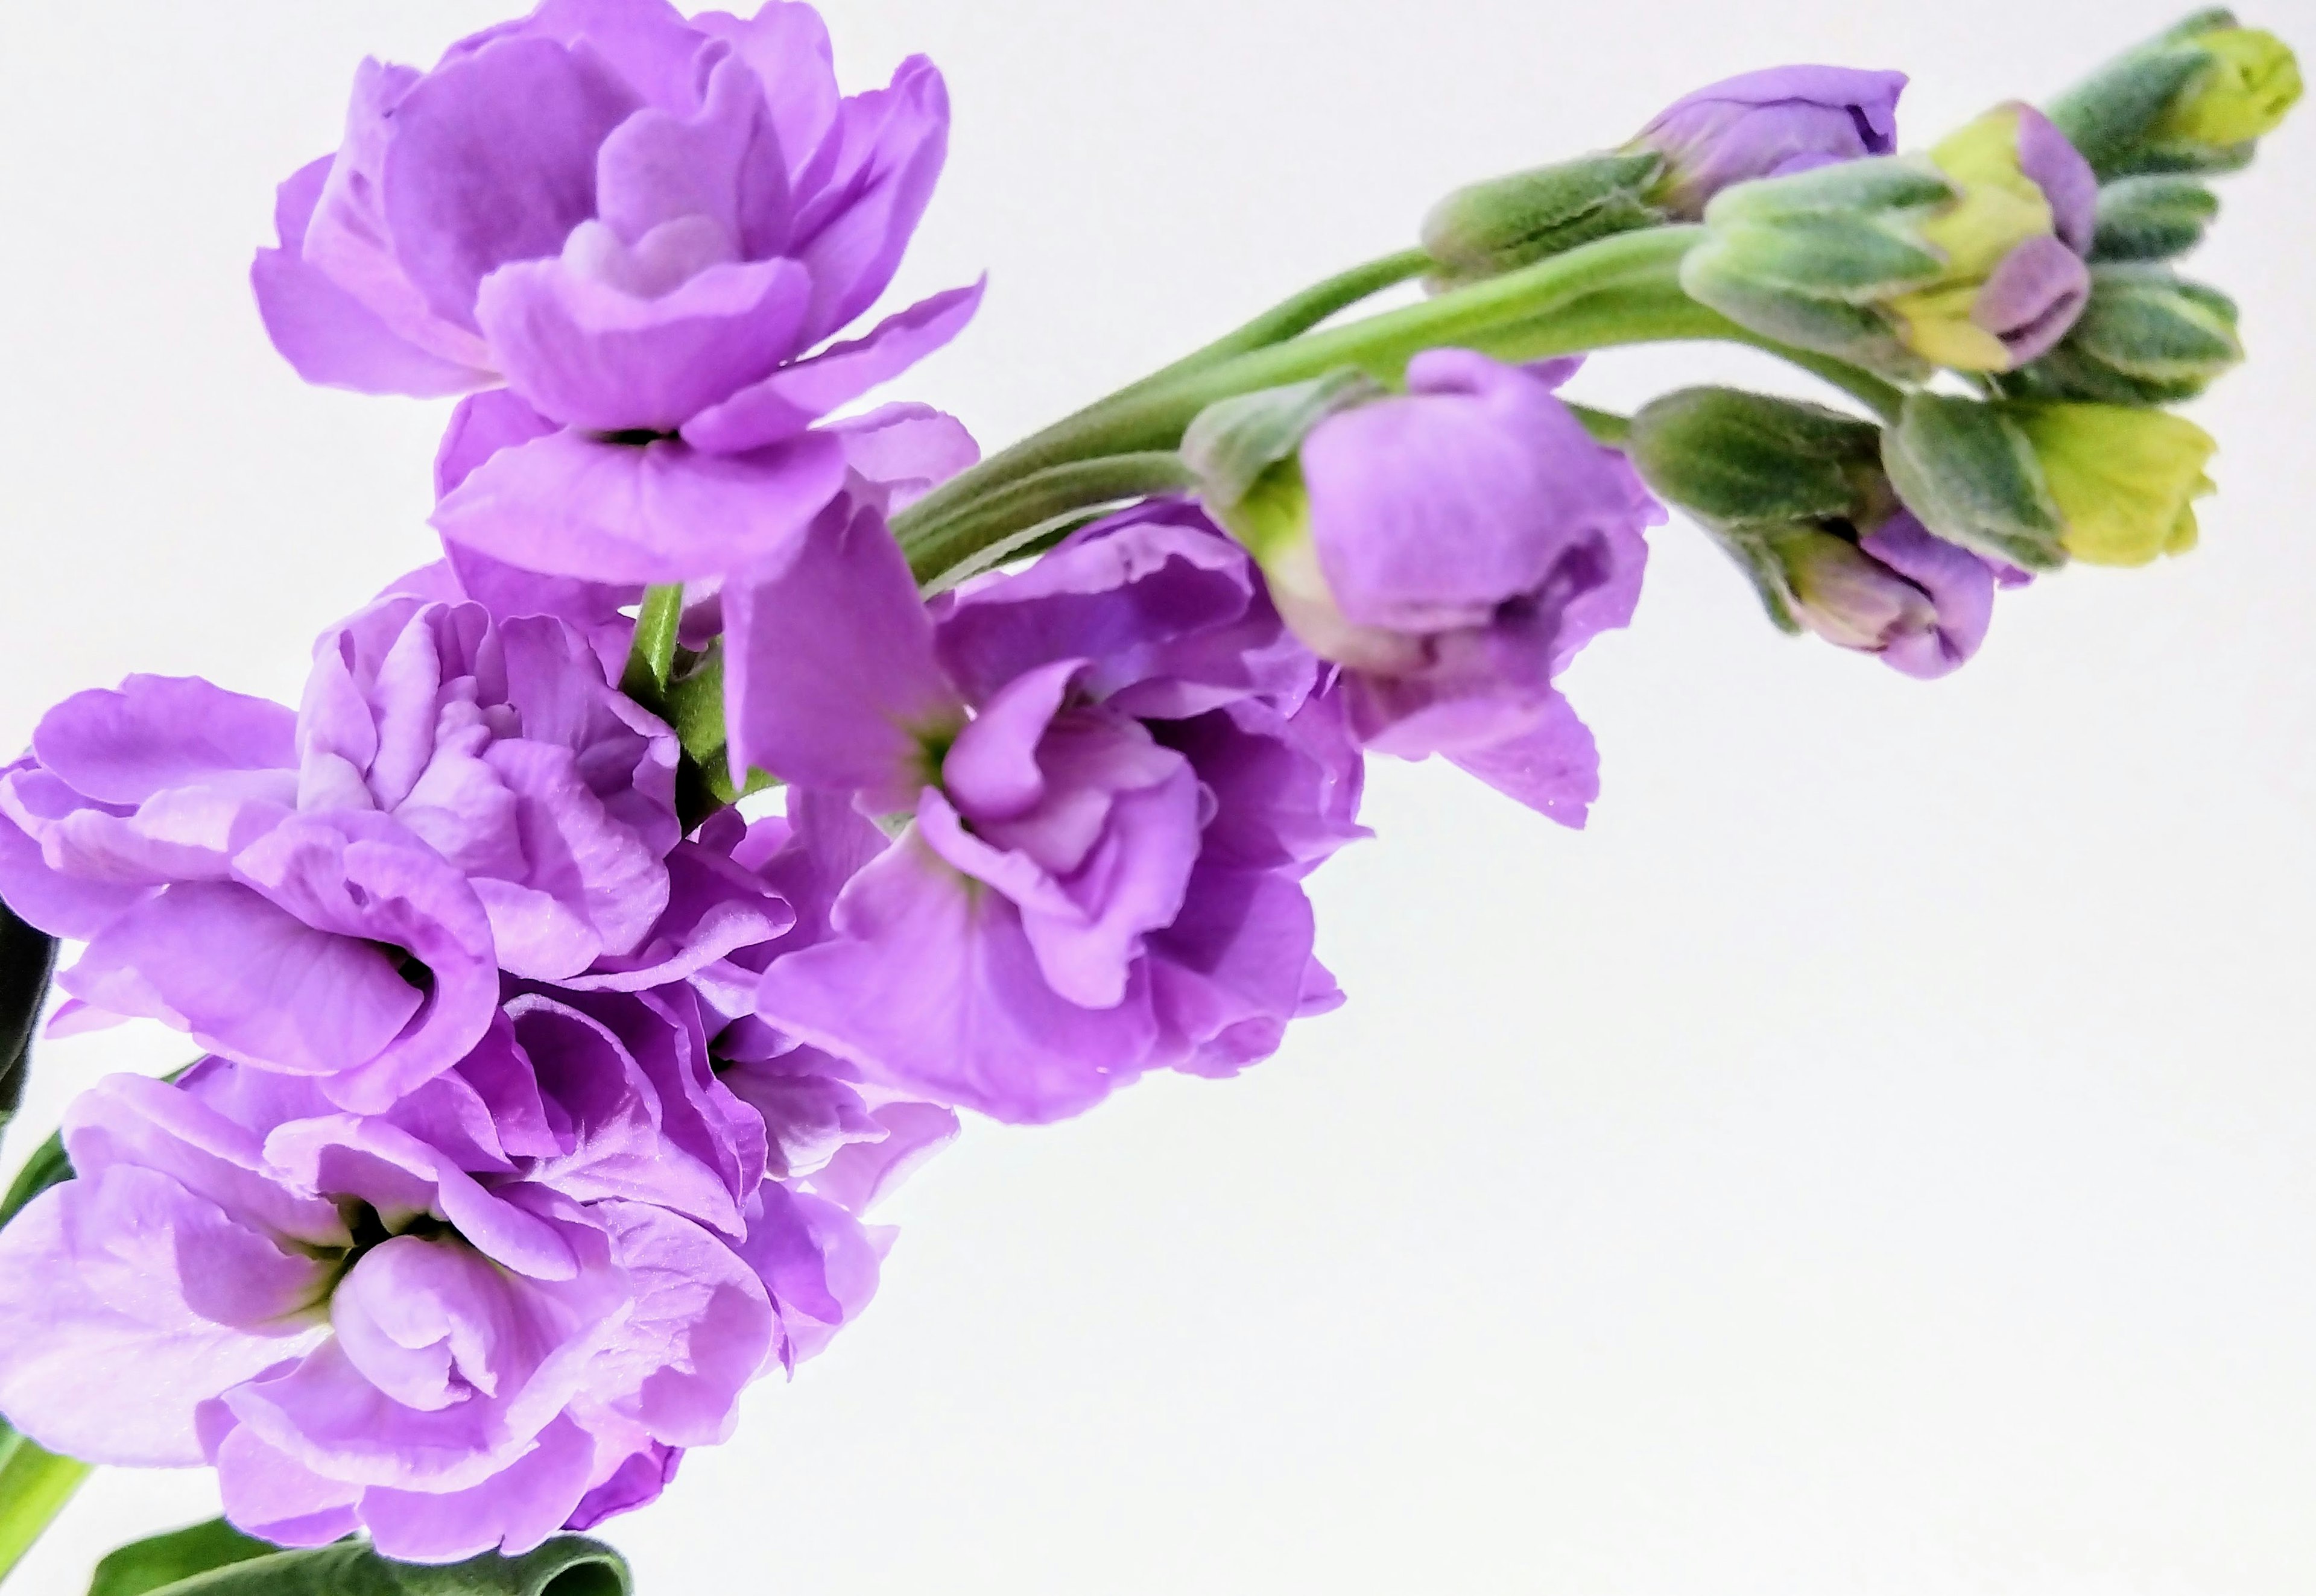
[619,584,685,709]
[894,227,1696,547]
[0,1424,88,1583]
[901,452,1199,585]
[1113,246,1434,397]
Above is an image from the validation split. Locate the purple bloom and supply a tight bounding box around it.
[253,0,979,584]
[727,500,1363,1123]
[0,971,900,1561]
[1634,65,1907,218]
[1244,351,1657,825]
[0,599,681,1109]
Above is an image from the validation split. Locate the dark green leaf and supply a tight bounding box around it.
[116,1535,630,1596]
[0,898,57,1141]
[90,1518,276,1596]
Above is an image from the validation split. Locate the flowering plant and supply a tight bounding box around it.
[0,4,2298,1589]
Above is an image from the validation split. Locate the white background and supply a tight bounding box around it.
[3,0,2314,1591]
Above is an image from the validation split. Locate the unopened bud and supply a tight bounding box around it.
[2046,10,2302,178]
[1881,394,2069,571]
[1997,267,2242,405]
[1629,65,1907,219]
[1767,524,1938,652]
[1682,104,2098,376]
[1422,153,1666,286]
[2010,401,2217,566]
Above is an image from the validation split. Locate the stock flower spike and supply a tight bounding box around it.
[0,4,2298,1586]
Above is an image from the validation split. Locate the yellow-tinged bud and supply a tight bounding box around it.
[2009,403,2217,566]
[2156,27,2303,147]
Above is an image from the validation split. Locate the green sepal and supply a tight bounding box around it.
[1881,393,2068,571]
[1678,245,1929,377]
[90,1518,276,1596]
[1179,370,1382,509]
[2045,32,2220,178]
[1691,519,1808,634]
[1996,266,2241,404]
[1626,388,1884,526]
[86,1535,630,1596]
[1422,151,1668,286]
[2089,174,2220,262]
[0,901,57,1143]
[1701,156,1957,223]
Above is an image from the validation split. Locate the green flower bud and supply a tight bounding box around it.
[1627,388,1896,632]
[2046,10,2303,178]
[2089,174,2221,262]
[1883,393,2218,571]
[2010,402,2216,566]
[1996,267,2242,405]
[1626,387,1886,527]
[1421,152,1668,287]
[1683,104,2098,377]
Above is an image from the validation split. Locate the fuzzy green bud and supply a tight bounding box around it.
[2046,10,2303,178]
[1421,152,1668,287]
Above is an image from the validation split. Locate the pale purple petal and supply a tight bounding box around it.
[253,157,492,398]
[680,279,984,455]
[476,254,812,434]
[723,499,963,801]
[1859,514,2000,679]
[788,55,952,344]
[756,828,1156,1123]
[359,1411,599,1562]
[1975,234,2090,366]
[2015,104,2098,254]
[432,426,849,584]
[0,1171,329,1466]
[1444,694,1603,825]
[378,36,639,329]
[33,678,295,807]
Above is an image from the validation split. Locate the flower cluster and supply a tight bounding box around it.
[0,0,2294,1580]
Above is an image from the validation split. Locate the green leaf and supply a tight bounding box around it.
[0,899,57,1143]
[89,1518,276,1596]
[112,1535,630,1596]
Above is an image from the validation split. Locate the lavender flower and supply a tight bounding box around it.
[722,500,1362,1123]
[0,599,683,1110]
[0,974,875,1560]
[1633,65,1908,217]
[253,0,979,585]
[1189,351,1657,825]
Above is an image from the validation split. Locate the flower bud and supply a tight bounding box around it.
[1422,153,1668,287]
[1630,66,1907,219]
[1682,105,2097,376]
[2148,24,2301,153]
[1627,390,2003,674]
[1996,267,2242,405]
[1883,392,2216,570]
[2089,174,2221,262]
[2046,10,2303,178]
[2010,401,2217,566]
[1766,523,1937,651]
[1186,352,1660,822]
[1626,386,1886,534]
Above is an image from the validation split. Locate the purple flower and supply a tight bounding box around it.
[0,971,900,1561]
[1633,65,1908,218]
[253,0,980,584]
[1213,352,1657,825]
[724,499,1363,1123]
[0,599,680,1109]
